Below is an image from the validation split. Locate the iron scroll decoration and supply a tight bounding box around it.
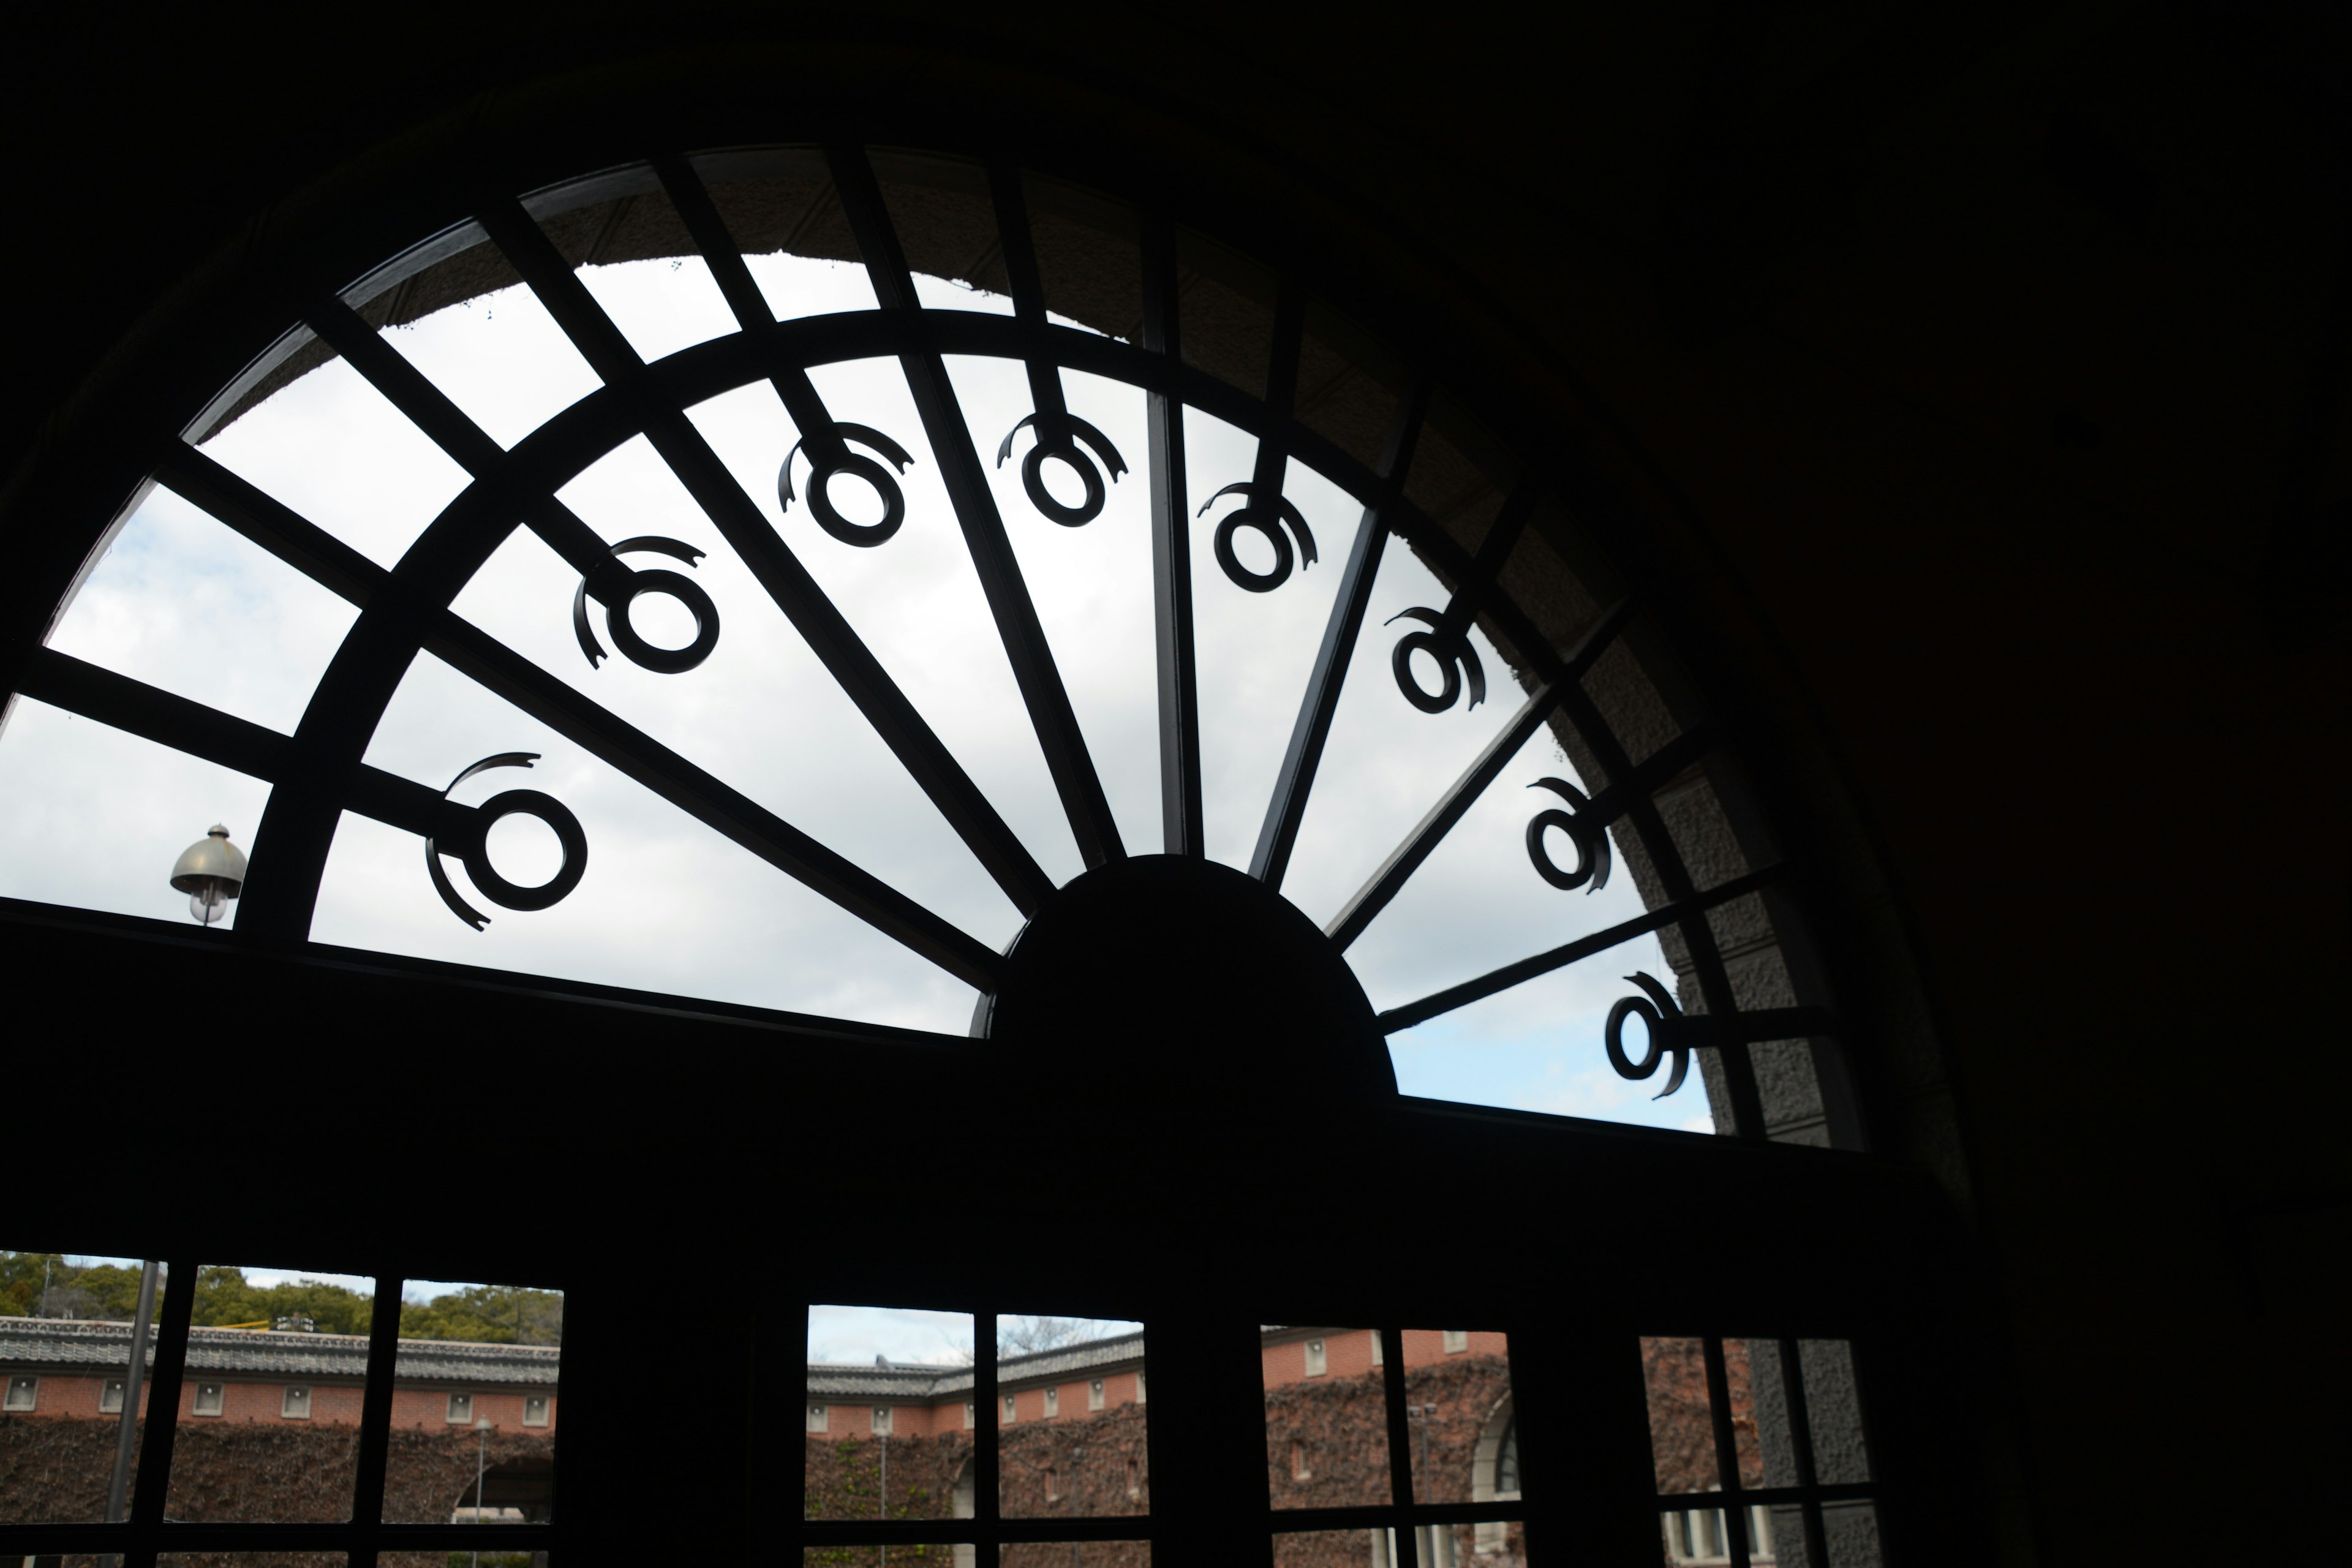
[996,413,1129,526]
[424,753,590,931]
[1198,481,1319,592]
[1387,606,1488,714]
[1606,971,1692,1099]
[571,535,721,672]
[779,422,919,546]
[1523,777,1613,892]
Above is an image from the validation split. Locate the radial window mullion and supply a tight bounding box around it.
[652,151,878,484]
[475,195,649,387]
[827,141,1127,870]
[1250,374,1433,891]
[984,161,1066,421]
[1142,213,1205,857]
[305,296,624,587]
[1370,863,1785,1033]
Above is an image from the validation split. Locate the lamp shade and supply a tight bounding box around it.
[169,825,246,897]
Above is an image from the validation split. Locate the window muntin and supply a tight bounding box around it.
[0,145,1847,1147]
[1643,1336,1879,1568]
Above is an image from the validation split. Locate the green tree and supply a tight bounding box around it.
[188,1266,375,1334]
[0,1251,65,1317]
[400,1284,562,1345]
[0,1252,153,1319]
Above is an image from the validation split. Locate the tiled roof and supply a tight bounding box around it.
[0,1319,559,1385]
[807,1331,1147,1400]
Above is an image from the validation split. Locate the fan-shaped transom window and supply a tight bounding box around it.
[1,145,1847,1147]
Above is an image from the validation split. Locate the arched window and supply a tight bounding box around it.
[1,140,1888,1568]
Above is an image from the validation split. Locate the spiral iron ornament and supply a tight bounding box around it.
[424,753,589,930]
[571,535,721,674]
[1197,481,1317,592]
[1387,608,1489,714]
[996,413,1128,526]
[780,423,918,546]
[1605,971,1691,1099]
[1523,777,1611,892]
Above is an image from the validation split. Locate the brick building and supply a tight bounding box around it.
[804,1329,1536,1568]
[0,1317,557,1536]
[0,1317,557,1433]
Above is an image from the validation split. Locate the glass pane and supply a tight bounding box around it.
[1717,1340,1765,1490]
[1295,299,1404,478]
[1796,1340,1871,1486]
[381,1278,562,1525]
[196,346,475,570]
[1820,1499,1882,1568]
[0,701,273,927]
[1181,405,1355,872]
[805,1548,962,1568]
[0,1250,153,1522]
[942,356,1161,856]
[543,183,741,364]
[374,277,603,456]
[1352,701,1688,1131]
[312,648,979,1030]
[1177,232,1276,398]
[873,151,1014,318]
[693,148,875,323]
[167,1262,377,1523]
[1025,175,1142,339]
[1276,1528,1474,1568]
[1005,1543,1150,1568]
[1640,1337,1716,1495]
[45,483,360,736]
[807,1304,974,1525]
[1398,1329,1513,1506]
[1401,391,1517,560]
[997,1314,1147,1519]
[1265,1327,1390,1509]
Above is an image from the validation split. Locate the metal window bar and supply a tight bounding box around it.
[1250,371,1431,892]
[1142,213,1205,856]
[827,142,1125,870]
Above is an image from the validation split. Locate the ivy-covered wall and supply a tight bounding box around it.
[0,1413,554,1568]
[805,1357,1523,1568]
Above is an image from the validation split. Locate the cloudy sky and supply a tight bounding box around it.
[0,248,1701,1150]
